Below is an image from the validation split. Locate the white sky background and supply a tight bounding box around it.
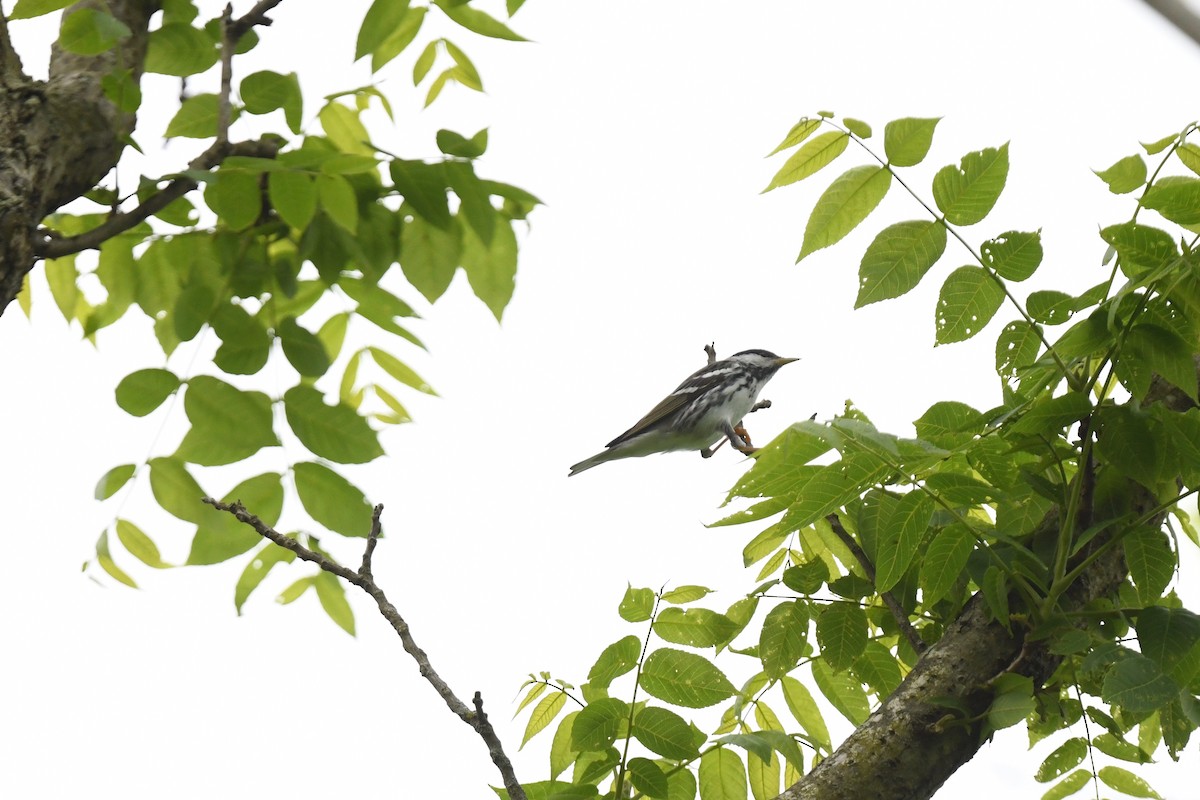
[3,0,1200,797]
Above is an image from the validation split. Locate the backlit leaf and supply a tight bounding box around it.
[640,648,736,708]
[883,117,940,167]
[763,131,848,191]
[935,265,1004,344]
[284,385,383,463]
[855,220,946,307]
[932,144,1009,226]
[797,165,892,261]
[175,376,277,466]
[116,368,180,416]
[293,461,374,537]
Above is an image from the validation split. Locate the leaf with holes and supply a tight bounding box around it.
[935,265,1004,344]
[933,144,1009,226]
[856,220,946,307]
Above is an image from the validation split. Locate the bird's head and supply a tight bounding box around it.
[730,349,800,371]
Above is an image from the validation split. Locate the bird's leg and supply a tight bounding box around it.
[724,421,757,454]
[701,441,722,458]
[749,399,772,413]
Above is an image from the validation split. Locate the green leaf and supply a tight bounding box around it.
[875,491,933,592]
[315,571,356,636]
[883,117,940,167]
[571,697,627,752]
[115,519,171,569]
[211,304,271,375]
[368,347,436,394]
[400,204,461,303]
[372,6,427,72]
[855,220,946,307]
[268,170,318,230]
[277,316,331,377]
[277,576,314,605]
[116,368,180,416]
[95,530,137,588]
[811,659,869,725]
[1099,652,1176,714]
[187,472,283,565]
[1122,323,1198,401]
[95,464,137,500]
[913,401,983,448]
[853,641,902,697]
[461,214,518,320]
[767,118,822,156]
[995,320,1043,383]
[443,40,483,89]
[660,585,713,604]
[1137,607,1200,687]
[653,607,738,648]
[148,457,206,523]
[782,559,828,595]
[981,566,1009,627]
[797,165,891,261]
[1097,766,1164,799]
[390,160,452,228]
[1099,222,1179,278]
[437,127,489,159]
[319,101,373,156]
[763,131,848,191]
[283,385,384,464]
[102,68,141,113]
[9,0,74,19]
[1026,290,1075,325]
[356,0,412,59]
[1041,770,1091,800]
[1097,407,1161,486]
[919,524,974,604]
[632,706,702,760]
[293,461,374,538]
[241,70,303,132]
[316,173,358,234]
[627,758,668,799]
[1009,392,1092,436]
[206,170,261,230]
[816,603,868,672]
[640,648,736,708]
[59,8,131,55]
[234,542,296,614]
[1123,527,1175,605]
[780,676,831,751]
[982,230,1043,282]
[175,376,277,466]
[44,255,78,322]
[1094,154,1147,194]
[619,584,655,622]
[987,673,1035,730]
[759,601,809,679]
[588,635,641,689]
[413,40,439,85]
[1034,738,1087,783]
[842,117,871,139]
[434,0,528,40]
[144,23,219,76]
[932,143,1009,226]
[521,692,567,748]
[165,93,224,139]
[935,265,1005,344]
[445,160,496,244]
[699,748,746,800]
[1142,175,1200,225]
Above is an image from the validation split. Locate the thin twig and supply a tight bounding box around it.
[826,513,927,654]
[704,342,717,365]
[202,497,527,800]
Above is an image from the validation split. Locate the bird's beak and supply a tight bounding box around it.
[775,357,800,367]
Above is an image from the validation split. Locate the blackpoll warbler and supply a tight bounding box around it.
[569,349,798,476]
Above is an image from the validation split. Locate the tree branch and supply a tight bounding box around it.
[201,498,527,800]
[826,513,926,655]
[1141,0,1200,48]
[0,8,26,87]
[35,136,279,258]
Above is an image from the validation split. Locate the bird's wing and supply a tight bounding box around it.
[604,365,728,448]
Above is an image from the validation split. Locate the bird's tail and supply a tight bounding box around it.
[568,449,618,476]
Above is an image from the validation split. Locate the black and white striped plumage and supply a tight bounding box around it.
[569,349,798,476]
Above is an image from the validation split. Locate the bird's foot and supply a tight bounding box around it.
[731,424,758,454]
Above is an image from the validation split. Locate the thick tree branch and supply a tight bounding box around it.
[201,498,527,800]
[1141,0,1200,47]
[0,10,26,87]
[36,136,279,258]
[826,513,926,655]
